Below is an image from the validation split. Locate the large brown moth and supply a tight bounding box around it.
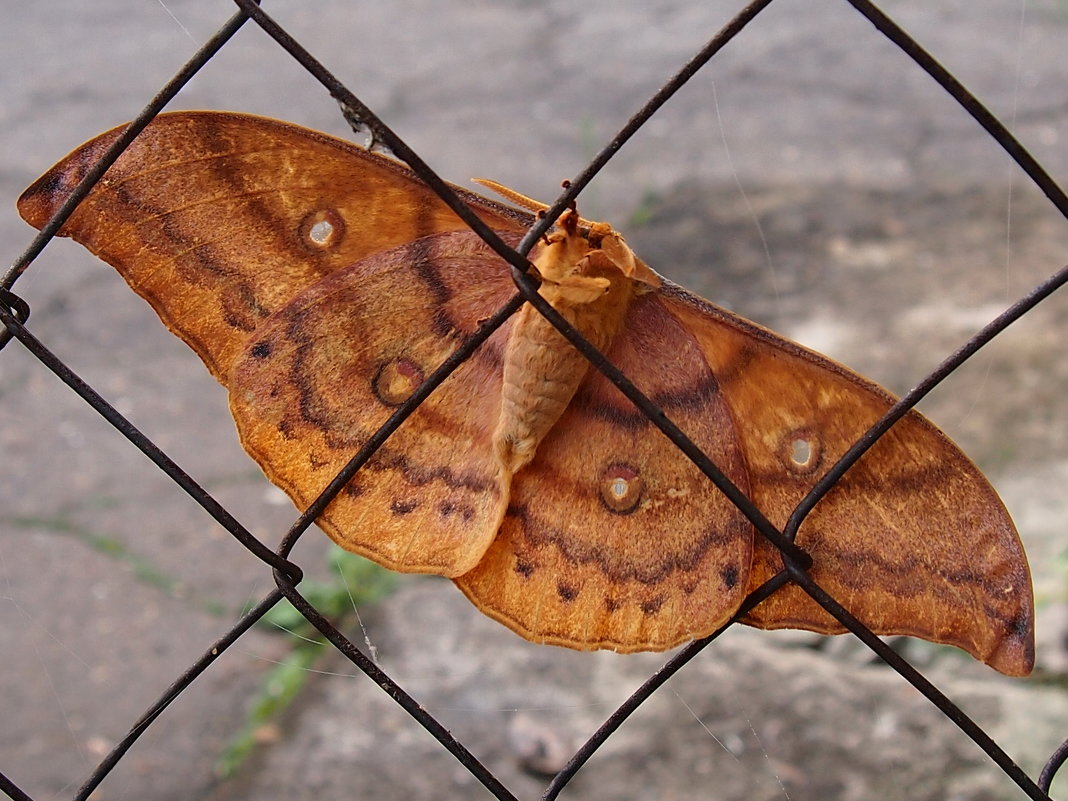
[17,112,1034,675]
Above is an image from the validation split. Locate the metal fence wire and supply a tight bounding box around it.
[2,1,1068,799]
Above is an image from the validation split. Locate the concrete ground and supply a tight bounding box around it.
[2,1,1068,800]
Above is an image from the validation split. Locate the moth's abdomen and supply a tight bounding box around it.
[494,304,600,475]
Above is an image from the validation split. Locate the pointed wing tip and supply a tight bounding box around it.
[17,122,130,232]
[985,649,1034,677]
[984,617,1035,677]
[17,170,67,229]
[17,139,110,232]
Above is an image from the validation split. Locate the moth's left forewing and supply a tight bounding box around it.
[16,111,532,382]
[658,284,1034,676]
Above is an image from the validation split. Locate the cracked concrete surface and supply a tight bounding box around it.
[3,2,1068,800]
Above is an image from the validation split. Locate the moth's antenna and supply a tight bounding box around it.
[473,179,597,228]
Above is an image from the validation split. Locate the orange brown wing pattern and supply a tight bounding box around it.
[659,284,1034,676]
[228,232,521,576]
[17,111,1034,674]
[17,112,529,381]
[457,293,754,650]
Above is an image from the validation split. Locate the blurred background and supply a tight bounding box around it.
[3,1,1068,799]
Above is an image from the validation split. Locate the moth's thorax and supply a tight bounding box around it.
[493,213,649,476]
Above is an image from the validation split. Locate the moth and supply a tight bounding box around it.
[17,112,1034,675]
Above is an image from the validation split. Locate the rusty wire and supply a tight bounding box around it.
[2,1,1067,800]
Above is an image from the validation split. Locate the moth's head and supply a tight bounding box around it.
[530,209,599,295]
[534,209,661,290]
[471,178,661,292]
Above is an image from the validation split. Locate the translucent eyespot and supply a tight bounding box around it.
[373,357,424,406]
[299,208,345,251]
[783,430,821,474]
[600,463,643,514]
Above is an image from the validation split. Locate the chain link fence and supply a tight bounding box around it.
[2,1,1068,799]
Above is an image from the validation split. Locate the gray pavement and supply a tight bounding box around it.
[3,2,1068,799]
